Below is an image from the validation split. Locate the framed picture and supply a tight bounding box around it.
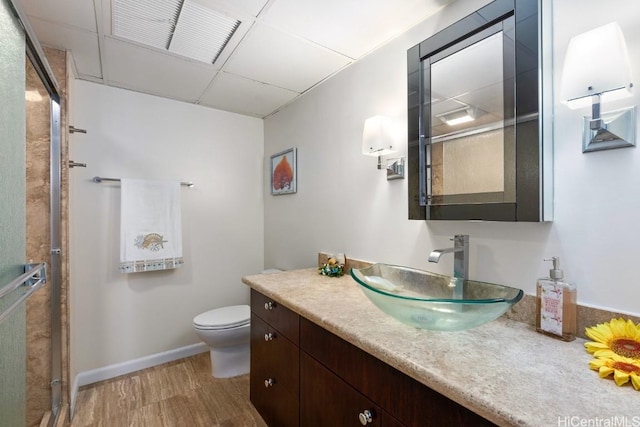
[270,148,297,195]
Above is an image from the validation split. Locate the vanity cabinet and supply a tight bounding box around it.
[250,289,495,427]
[250,290,299,427]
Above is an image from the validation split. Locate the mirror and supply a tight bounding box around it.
[430,28,515,206]
[407,0,553,222]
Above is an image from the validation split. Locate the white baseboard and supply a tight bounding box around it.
[70,342,208,416]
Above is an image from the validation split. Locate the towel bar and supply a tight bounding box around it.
[92,176,194,187]
[0,263,47,325]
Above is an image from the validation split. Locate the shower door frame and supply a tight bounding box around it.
[8,0,64,423]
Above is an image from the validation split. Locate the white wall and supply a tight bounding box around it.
[264,0,640,316]
[70,81,264,377]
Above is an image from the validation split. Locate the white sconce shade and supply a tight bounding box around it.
[561,22,633,109]
[362,115,396,156]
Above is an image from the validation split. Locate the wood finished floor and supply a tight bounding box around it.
[71,353,268,427]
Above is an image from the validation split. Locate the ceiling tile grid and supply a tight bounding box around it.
[222,22,352,93]
[17,0,451,118]
[199,71,299,117]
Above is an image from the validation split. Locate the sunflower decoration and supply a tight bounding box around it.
[585,318,640,390]
[589,354,640,390]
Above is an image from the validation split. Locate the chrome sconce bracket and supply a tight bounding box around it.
[582,102,636,153]
[375,156,405,180]
[384,157,405,180]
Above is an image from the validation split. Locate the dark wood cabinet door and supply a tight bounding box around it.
[381,412,406,427]
[300,352,381,427]
[250,313,299,427]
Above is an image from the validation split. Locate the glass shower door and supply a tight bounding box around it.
[0,0,27,425]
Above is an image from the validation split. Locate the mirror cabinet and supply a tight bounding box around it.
[407,0,553,221]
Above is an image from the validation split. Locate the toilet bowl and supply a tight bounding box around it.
[193,304,250,378]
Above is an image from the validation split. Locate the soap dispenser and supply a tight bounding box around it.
[535,257,576,341]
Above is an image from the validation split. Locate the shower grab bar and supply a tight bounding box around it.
[0,263,47,325]
[93,176,194,187]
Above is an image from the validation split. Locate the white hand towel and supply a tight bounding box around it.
[120,179,183,273]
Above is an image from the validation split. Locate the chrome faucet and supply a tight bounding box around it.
[428,235,469,281]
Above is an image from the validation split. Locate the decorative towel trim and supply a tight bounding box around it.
[120,257,184,273]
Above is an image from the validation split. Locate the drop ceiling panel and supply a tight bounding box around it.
[20,0,97,32]
[103,37,216,102]
[204,0,269,18]
[261,0,450,59]
[199,72,299,117]
[223,23,352,93]
[29,17,102,78]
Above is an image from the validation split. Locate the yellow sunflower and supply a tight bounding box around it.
[584,318,640,359]
[589,354,640,390]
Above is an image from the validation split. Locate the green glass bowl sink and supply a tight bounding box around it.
[350,263,523,331]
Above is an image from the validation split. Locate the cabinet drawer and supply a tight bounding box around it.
[251,314,299,427]
[251,289,299,344]
[301,352,381,427]
[300,318,394,408]
[300,318,495,427]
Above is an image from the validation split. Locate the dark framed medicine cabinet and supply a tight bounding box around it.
[407,0,553,221]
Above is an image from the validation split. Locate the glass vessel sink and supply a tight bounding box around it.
[350,263,523,331]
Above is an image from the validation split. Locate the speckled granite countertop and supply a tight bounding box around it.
[242,268,638,427]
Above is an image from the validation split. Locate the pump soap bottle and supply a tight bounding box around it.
[535,257,576,341]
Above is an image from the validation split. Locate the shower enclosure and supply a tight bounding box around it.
[0,0,64,425]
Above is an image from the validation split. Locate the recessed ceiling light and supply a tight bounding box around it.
[112,0,240,65]
[436,106,476,126]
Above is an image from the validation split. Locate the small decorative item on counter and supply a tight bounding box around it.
[319,254,346,277]
[584,318,640,390]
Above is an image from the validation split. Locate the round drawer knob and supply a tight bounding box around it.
[264,378,275,388]
[358,409,373,425]
[264,301,274,310]
[264,332,275,341]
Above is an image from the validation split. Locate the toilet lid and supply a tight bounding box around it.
[193,305,250,329]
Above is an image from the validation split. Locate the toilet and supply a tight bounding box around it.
[193,304,251,378]
[193,269,282,378]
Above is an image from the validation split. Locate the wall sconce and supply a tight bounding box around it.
[561,22,635,152]
[362,115,404,180]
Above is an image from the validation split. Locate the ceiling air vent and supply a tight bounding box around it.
[112,0,240,65]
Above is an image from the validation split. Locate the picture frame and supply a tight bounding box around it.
[270,148,297,195]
